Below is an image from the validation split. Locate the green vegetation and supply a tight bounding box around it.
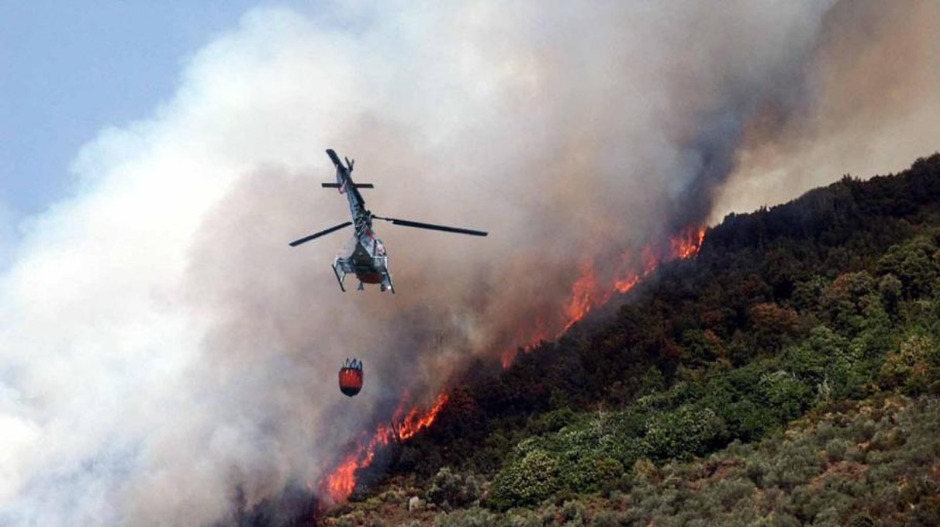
[322,153,940,526]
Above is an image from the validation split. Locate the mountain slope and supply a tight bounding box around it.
[320,153,940,526]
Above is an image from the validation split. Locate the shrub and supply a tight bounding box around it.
[879,333,939,394]
[489,449,559,509]
[590,510,622,527]
[560,500,586,524]
[878,237,940,299]
[713,477,756,511]
[825,438,850,463]
[561,456,624,494]
[745,459,770,488]
[848,514,875,527]
[433,507,498,527]
[644,405,725,460]
[758,370,813,421]
[427,467,484,510]
[503,509,541,527]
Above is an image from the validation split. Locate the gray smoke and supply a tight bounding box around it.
[712,0,940,220]
[2,1,937,525]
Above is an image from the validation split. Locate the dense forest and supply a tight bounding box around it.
[315,153,940,527]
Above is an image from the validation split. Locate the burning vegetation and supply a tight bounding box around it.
[321,224,708,503]
[507,225,708,367]
[323,393,451,503]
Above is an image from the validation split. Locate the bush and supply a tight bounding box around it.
[758,370,813,421]
[590,510,622,527]
[878,237,940,299]
[503,509,541,527]
[825,438,850,463]
[644,405,725,460]
[879,333,939,394]
[490,449,559,509]
[745,459,770,488]
[560,500,586,524]
[848,514,875,527]
[433,507,498,527]
[713,477,756,512]
[561,456,625,495]
[427,467,484,510]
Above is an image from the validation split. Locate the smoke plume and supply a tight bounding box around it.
[711,0,940,221]
[1,1,937,525]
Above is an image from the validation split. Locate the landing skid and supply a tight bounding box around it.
[382,272,396,294]
[332,259,347,292]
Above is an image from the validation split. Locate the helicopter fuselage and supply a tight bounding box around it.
[288,149,486,293]
[329,150,395,293]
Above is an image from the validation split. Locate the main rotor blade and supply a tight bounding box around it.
[288,221,352,247]
[374,216,487,237]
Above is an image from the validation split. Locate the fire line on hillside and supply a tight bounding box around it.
[320,225,707,504]
[324,393,450,502]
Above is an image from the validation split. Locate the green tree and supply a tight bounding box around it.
[879,333,940,394]
[644,405,725,460]
[878,237,940,299]
[490,449,560,509]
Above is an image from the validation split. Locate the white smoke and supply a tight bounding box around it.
[2,1,935,525]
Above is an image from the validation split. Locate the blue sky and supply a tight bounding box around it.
[0,1,278,219]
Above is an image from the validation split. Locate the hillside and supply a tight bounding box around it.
[318,153,940,527]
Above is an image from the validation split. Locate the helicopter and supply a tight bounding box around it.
[289,149,487,293]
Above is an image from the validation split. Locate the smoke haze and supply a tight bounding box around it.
[711,0,940,221]
[1,1,937,525]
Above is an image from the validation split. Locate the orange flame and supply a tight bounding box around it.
[398,393,450,440]
[563,225,705,329]
[523,225,707,364]
[563,260,600,331]
[325,448,367,503]
[614,272,640,293]
[671,226,707,260]
[321,393,450,503]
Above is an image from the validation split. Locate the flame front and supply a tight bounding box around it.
[500,225,707,367]
[559,225,707,332]
[325,449,366,503]
[563,260,599,331]
[324,225,707,503]
[671,226,707,260]
[398,393,449,441]
[322,393,449,503]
